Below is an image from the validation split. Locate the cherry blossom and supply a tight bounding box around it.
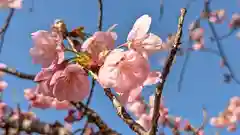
[0,64,7,92]
[0,0,22,9]
[81,27,117,66]
[98,49,150,93]
[208,9,225,24]
[229,13,240,29]
[210,96,240,131]
[30,30,64,68]
[125,14,163,58]
[24,88,72,110]
[51,64,90,102]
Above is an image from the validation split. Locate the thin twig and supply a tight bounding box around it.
[97,0,103,31]
[0,106,72,135]
[204,0,240,84]
[71,101,120,135]
[177,40,192,92]
[103,88,147,135]
[158,0,164,22]
[196,107,208,132]
[73,128,83,134]
[210,29,236,42]
[0,9,15,54]
[80,122,88,135]
[80,79,96,135]
[178,46,223,92]
[149,8,187,135]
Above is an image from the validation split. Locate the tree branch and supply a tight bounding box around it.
[97,0,103,31]
[0,8,15,54]
[103,88,147,135]
[149,8,187,135]
[0,107,72,135]
[71,101,120,135]
[0,67,35,80]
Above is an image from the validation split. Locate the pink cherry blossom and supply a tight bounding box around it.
[190,28,204,48]
[0,0,22,9]
[227,123,237,132]
[24,88,72,110]
[192,43,204,51]
[51,64,90,102]
[143,71,161,86]
[161,34,176,51]
[81,29,117,66]
[34,68,55,97]
[34,62,90,102]
[118,86,143,104]
[208,9,225,24]
[196,130,204,135]
[52,99,72,110]
[0,63,8,92]
[126,100,146,118]
[229,13,240,28]
[136,114,152,130]
[233,107,240,120]
[126,14,163,57]
[30,30,64,68]
[210,96,240,132]
[0,102,7,118]
[98,49,150,93]
[24,88,54,109]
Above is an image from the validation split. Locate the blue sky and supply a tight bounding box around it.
[0,0,240,134]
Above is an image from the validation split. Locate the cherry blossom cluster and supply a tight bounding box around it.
[210,96,240,132]
[189,9,240,51]
[126,94,205,135]
[1,0,240,134]
[24,14,166,109]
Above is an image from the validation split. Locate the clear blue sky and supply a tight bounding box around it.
[0,0,239,134]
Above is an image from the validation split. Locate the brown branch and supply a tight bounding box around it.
[103,88,147,135]
[97,0,103,31]
[71,101,120,135]
[0,67,35,80]
[0,8,15,54]
[1,118,72,135]
[149,8,187,135]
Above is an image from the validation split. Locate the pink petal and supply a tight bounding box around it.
[127,15,152,41]
[0,81,7,92]
[143,71,161,86]
[34,68,53,82]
